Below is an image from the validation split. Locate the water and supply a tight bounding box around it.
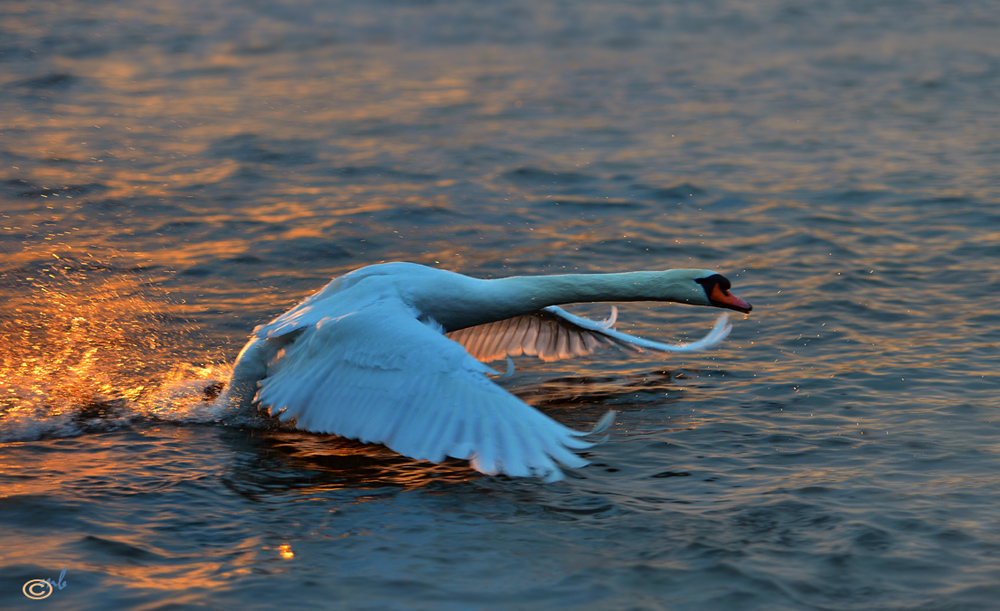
[2,0,1000,608]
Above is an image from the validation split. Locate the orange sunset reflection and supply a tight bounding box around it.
[0,246,190,415]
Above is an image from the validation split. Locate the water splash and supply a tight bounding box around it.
[0,249,224,441]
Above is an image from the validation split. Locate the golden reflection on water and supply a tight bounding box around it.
[239,430,483,494]
[0,248,186,414]
[0,422,443,596]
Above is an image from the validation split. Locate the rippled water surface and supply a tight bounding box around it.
[2,1,1000,609]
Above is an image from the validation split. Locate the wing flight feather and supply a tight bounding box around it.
[254,300,612,481]
[447,306,732,363]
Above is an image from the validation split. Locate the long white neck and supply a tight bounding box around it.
[418,269,711,332]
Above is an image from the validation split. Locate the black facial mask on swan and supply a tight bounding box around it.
[696,274,752,313]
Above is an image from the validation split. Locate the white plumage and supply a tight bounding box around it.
[216,262,752,481]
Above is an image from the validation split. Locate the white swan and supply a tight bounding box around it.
[216,262,752,481]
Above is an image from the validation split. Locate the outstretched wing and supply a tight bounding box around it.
[254,299,613,481]
[447,307,732,363]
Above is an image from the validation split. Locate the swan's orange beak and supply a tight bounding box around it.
[709,283,752,313]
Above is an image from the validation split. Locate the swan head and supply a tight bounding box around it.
[691,272,752,313]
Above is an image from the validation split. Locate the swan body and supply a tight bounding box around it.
[217,262,752,481]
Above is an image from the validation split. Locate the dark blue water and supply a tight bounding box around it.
[2,1,1000,609]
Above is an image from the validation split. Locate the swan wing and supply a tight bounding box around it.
[447,307,732,363]
[254,299,613,481]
